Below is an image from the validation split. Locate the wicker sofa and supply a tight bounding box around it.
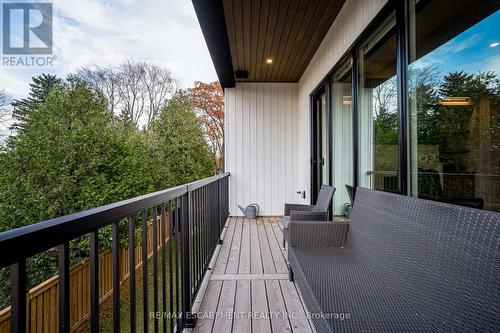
[288,187,500,333]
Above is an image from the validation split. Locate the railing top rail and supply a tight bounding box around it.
[0,172,229,268]
[186,172,229,191]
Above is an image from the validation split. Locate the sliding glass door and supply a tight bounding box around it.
[311,0,499,212]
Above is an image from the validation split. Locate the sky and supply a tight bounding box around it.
[412,10,500,79]
[0,0,218,99]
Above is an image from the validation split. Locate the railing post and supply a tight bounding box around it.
[90,231,99,333]
[217,176,223,244]
[181,190,197,328]
[58,242,70,333]
[10,261,27,333]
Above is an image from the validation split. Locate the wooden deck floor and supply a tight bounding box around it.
[190,217,314,333]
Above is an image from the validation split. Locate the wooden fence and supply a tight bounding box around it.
[0,215,169,333]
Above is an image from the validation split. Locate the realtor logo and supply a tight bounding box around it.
[2,2,53,55]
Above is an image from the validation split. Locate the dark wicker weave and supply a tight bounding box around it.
[282,185,336,248]
[284,203,314,216]
[288,187,500,333]
[288,220,349,248]
[283,211,329,249]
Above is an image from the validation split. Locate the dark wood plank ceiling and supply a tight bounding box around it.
[222,0,346,82]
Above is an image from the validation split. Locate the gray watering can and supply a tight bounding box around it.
[238,203,259,219]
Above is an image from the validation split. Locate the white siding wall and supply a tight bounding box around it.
[224,0,388,216]
[225,83,299,216]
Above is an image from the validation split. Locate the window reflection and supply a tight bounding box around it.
[409,1,500,211]
[358,13,400,193]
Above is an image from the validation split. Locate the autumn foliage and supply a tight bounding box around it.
[188,81,225,173]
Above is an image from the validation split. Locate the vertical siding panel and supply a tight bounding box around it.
[288,87,293,206]
[270,84,277,213]
[227,87,231,211]
[258,86,265,213]
[225,88,234,213]
[232,88,237,213]
[253,85,259,206]
[230,88,236,213]
[263,85,271,213]
[279,84,286,214]
[265,84,272,214]
[243,85,249,207]
[236,87,243,213]
[250,84,255,206]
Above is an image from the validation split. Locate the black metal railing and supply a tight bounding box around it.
[0,173,230,333]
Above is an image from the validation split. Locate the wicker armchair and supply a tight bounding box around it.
[282,185,335,249]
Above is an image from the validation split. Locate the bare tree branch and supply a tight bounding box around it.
[78,60,176,129]
[0,89,12,124]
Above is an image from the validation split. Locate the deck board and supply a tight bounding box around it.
[249,216,263,274]
[233,280,252,332]
[193,217,314,333]
[280,280,314,333]
[193,280,223,333]
[266,279,293,332]
[213,217,237,274]
[226,217,243,274]
[257,218,276,273]
[263,218,288,274]
[251,279,272,333]
[212,280,237,332]
[238,218,251,274]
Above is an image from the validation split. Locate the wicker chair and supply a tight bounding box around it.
[282,185,335,249]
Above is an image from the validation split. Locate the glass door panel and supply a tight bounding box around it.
[331,59,353,215]
[311,86,330,202]
[320,93,329,186]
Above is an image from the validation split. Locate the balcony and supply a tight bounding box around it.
[0,173,319,333]
[0,174,232,333]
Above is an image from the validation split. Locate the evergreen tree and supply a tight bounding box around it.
[150,91,214,189]
[11,74,62,132]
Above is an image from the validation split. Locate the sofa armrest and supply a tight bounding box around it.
[284,203,314,216]
[289,221,349,248]
[290,210,328,221]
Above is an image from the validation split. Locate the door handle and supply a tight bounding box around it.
[296,191,306,199]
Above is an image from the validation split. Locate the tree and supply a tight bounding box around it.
[436,71,500,172]
[1,82,150,230]
[409,65,442,145]
[0,90,11,138]
[78,61,177,129]
[0,74,214,309]
[143,63,176,129]
[11,74,61,132]
[150,91,214,189]
[0,89,10,121]
[373,77,398,145]
[0,81,156,307]
[188,81,224,173]
[76,65,122,121]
